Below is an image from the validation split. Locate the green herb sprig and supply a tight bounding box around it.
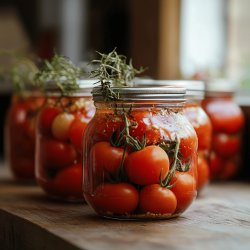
[35,54,84,95]
[90,48,145,101]
[0,51,38,92]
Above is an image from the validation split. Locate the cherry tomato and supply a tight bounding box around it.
[68,115,88,152]
[139,184,177,214]
[38,107,61,135]
[40,138,77,169]
[170,172,197,213]
[203,99,244,134]
[209,151,223,179]
[212,133,240,157]
[125,146,169,185]
[197,155,209,191]
[184,105,212,151]
[179,135,198,161]
[85,183,139,215]
[130,110,161,145]
[51,112,74,140]
[53,163,83,198]
[220,159,238,180]
[90,142,127,178]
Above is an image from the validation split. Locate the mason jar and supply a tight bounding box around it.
[5,91,44,180]
[202,79,245,180]
[134,80,212,191]
[83,86,198,219]
[35,80,95,201]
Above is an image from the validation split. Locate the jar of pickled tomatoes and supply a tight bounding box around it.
[202,79,245,180]
[134,80,212,191]
[5,90,44,180]
[36,80,95,201]
[83,86,198,219]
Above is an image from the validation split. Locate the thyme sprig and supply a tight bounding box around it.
[109,113,146,182]
[159,137,191,188]
[90,48,144,101]
[0,51,38,92]
[110,113,146,151]
[35,54,84,95]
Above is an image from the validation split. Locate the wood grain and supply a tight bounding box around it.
[1,166,250,250]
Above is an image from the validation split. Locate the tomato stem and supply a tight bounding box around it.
[160,137,180,188]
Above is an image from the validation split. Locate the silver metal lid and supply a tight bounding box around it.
[44,79,96,96]
[205,78,237,95]
[133,79,204,100]
[92,86,186,102]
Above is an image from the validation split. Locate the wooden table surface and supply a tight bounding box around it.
[1,166,250,250]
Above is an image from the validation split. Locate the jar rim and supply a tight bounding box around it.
[44,79,96,96]
[92,86,186,102]
[133,79,204,100]
[205,78,237,95]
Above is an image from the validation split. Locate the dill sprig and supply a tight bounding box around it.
[35,54,84,95]
[90,48,144,101]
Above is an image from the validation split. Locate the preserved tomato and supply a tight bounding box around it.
[5,92,44,180]
[83,86,198,219]
[36,80,95,201]
[134,80,212,191]
[202,81,244,180]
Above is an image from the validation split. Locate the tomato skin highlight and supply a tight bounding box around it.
[171,172,197,213]
[90,142,127,178]
[85,183,139,215]
[139,184,177,214]
[125,146,169,186]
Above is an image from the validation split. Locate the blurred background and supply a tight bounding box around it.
[0,0,250,158]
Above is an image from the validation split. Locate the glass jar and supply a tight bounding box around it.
[134,80,212,191]
[5,91,45,180]
[83,86,198,220]
[202,79,245,180]
[35,80,95,201]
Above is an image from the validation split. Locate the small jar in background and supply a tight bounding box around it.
[5,91,44,180]
[83,86,198,220]
[36,80,95,201]
[202,79,245,180]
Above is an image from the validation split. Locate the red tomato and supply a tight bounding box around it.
[209,151,223,179]
[90,142,127,178]
[179,135,198,161]
[170,172,197,213]
[38,107,61,135]
[203,99,244,134]
[212,133,240,157]
[69,116,88,152]
[85,183,139,215]
[130,110,161,145]
[139,184,177,214]
[53,163,83,198]
[184,105,212,151]
[197,155,209,191]
[125,146,169,185]
[220,159,238,180]
[40,138,77,169]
